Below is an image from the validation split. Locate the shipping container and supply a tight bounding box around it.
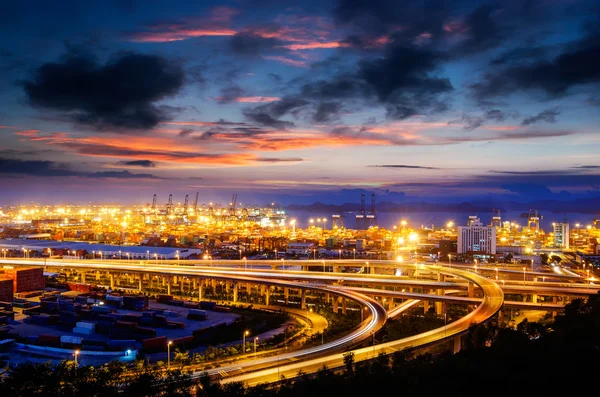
[72,327,94,335]
[76,321,95,330]
[60,335,83,345]
[106,339,136,350]
[183,301,199,308]
[142,336,167,352]
[199,301,217,310]
[213,305,231,313]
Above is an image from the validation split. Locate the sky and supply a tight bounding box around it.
[0,0,599,206]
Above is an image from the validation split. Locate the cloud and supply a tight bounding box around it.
[471,30,600,100]
[571,165,600,169]
[23,51,184,130]
[313,102,343,123]
[521,108,560,125]
[256,157,305,163]
[117,160,157,168]
[0,157,159,179]
[230,33,282,56]
[300,41,452,119]
[448,109,518,130]
[368,164,440,169]
[263,56,306,67]
[243,97,309,128]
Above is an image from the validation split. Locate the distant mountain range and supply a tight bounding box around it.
[284,197,600,214]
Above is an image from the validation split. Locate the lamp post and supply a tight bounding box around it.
[322,260,325,273]
[243,257,247,270]
[176,251,179,265]
[74,349,79,367]
[254,336,258,354]
[353,248,356,260]
[126,253,130,261]
[313,249,316,260]
[154,253,158,264]
[146,250,149,260]
[239,249,242,260]
[167,340,172,368]
[243,330,249,353]
[523,267,526,284]
[494,267,498,280]
[338,249,341,260]
[118,250,122,260]
[366,261,369,274]
[99,251,103,263]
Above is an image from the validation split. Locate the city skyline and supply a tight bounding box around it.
[1,0,600,205]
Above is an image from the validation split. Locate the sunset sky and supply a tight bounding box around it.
[1,0,599,205]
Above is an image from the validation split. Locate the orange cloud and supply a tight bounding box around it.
[281,41,348,51]
[263,56,306,67]
[129,27,237,43]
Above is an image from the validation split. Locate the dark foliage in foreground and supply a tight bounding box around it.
[2,293,598,396]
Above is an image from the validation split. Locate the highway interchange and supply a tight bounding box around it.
[1,257,598,385]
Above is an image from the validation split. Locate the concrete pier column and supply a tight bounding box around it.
[180,278,184,293]
[467,282,474,298]
[333,297,339,313]
[498,309,504,324]
[342,298,347,314]
[96,271,100,281]
[438,273,445,282]
[522,294,527,302]
[162,277,166,286]
[388,297,394,311]
[167,277,171,295]
[333,265,342,273]
[301,289,306,310]
[138,273,143,291]
[532,293,538,304]
[325,293,330,303]
[109,274,114,290]
[552,296,557,318]
[233,283,239,302]
[302,264,308,272]
[81,272,86,284]
[211,279,216,289]
[453,336,461,353]
[271,264,278,271]
[198,280,203,301]
[284,287,289,304]
[192,278,197,289]
[265,287,270,306]
[423,300,430,313]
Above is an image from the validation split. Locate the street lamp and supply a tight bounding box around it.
[494,267,498,280]
[243,330,249,353]
[99,251,103,263]
[239,249,242,260]
[254,336,258,354]
[74,349,80,367]
[313,249,316,260]
[523,267,526,284]
[126,253,130,261]
[353,248,356,260]
[154,253,158,264]
[243,257,247,270]
[366,261,369,274]
[176,251,179,265]
[146,250,149,259]
[322,260,325,273]
[118,250,122,260]
[338,249,341,260]
[167,340,172,368]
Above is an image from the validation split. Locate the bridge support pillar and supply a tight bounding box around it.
[198,280,203,301]
[109,274,114,290]
[211,279,216,289]
[284,287,289,305]
[180,278,184,294]
[333,297,339,313]
[302,264,309,272]
[138,273,143,292]
[423,300,430,314]
[265,287,270,306]
[233,283,238,302]
[552,296,557,318]
[271,265,278,271]
[498,309,504,324]
[438,273,445,282]
[522,294,527,303]
[435,287,443,315]
[468,282,474,298]
[301,289,306,310]
[192,278,197,289]
[342,298,347,315]
[333,265,342,273]
[165,277,171,295]
[388,297,394,310]
[96,271,100,281]
[81,272,86,284]
[532,293,538,304]
[453,335,461,354]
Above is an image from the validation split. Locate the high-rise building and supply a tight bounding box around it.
[457,217,496,254]
[553,223,569,249]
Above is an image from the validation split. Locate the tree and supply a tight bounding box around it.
[343,351,355,376]
[174,349,190,368]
